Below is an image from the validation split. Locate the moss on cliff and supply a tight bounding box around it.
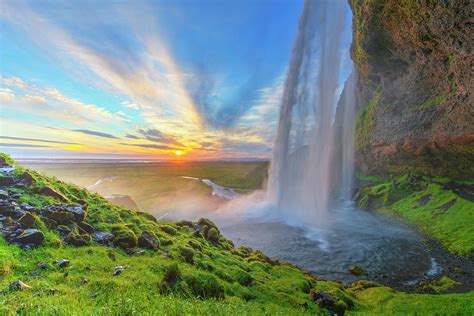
[355,86,381,151]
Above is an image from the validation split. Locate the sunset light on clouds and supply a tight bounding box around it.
[0,0,314,159]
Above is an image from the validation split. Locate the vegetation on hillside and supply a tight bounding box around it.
[1,154,473,315]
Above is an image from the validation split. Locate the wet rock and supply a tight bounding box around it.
[113,266,125,276]
[19,171,35,185]
[12,229,44,246]
[0,190,9,199]
[55,259,70,268]
[349,265,368,276]
[19,212,36,228]
[9,280,31,290]
[36,186,67,202]
[94,231,114,245]
[138,231,160,250]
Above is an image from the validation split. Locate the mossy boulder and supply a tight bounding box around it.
[184,272,225,299]
[112,228,138,249]
[138,231,160,250]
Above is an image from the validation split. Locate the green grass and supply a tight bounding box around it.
[356,174,474,256]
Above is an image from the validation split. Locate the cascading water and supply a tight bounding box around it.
[268,0,356,224]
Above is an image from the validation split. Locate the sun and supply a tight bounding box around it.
[175,150,183,156]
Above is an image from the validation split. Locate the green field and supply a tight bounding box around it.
[23,161,269,216]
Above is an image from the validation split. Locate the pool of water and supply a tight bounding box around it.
[214,200,438,286]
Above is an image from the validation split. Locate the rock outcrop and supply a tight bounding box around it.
[350,0,473,179]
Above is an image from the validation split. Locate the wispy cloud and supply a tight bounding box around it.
[72,129,119,139]
[0,136,79,145]
[0,143,52,148]
[121,143,179,151]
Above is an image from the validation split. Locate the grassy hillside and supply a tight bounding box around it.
[355,174,474,257]
[1,153,473,315]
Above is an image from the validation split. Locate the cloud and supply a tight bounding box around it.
[121,143,177,151]
[72,129,119,139]
[0,143,52,148]
[136,128,184,147]
[0,136,79,145]
[122,101,140,110]
[125,134,140,139]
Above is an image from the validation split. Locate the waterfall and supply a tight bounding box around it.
[267,0,355,224]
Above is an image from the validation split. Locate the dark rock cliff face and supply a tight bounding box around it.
[350,0,473,179]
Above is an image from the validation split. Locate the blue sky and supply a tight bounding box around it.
[0,0,352,159]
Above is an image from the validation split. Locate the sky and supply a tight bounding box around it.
[0,0,352,160]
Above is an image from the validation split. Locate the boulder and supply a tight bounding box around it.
[112,229,138,249]
[0,190,8,199]
[113,266,125,276]
[37,186,67,202]
[20,203,37,213]
[77,222,94,234]
[0,176,14,186]
[65,232,91,246]
[0,200,15,215]
[42,204,87,224]
[19,172,35,185]
[310,290,341,315]
[12,229,44,246]
[94,231,114,245]
[138,231,160,250]
[18,212,36,228]
[348,265,368,276]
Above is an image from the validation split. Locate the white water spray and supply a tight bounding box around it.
[268,0,356,224]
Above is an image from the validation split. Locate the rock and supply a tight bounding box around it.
[65,232,91,246]
[113,266,125,276]
[19,171,35,185]
[18,212,36,228]
[112,229,137,249]
[20,203,36,213]
[133,250,146,256]
[37,262,49,269]
[162,252,172,258]
[56,259,70,268]
[106,194,138,209]
[94,231,114,245]
[0,190,8,199]
[0,200,15,215]
[77,222,94,234]
[37,186,67,202]
[48,288,58,295]
[12,207,26,219]
[81,278,89,284]
[138,231,160,250]
[12,229,44,246]
[310,290,346,315]
[9,280,31,290]
[348,265,368,276]
[176,220,194,228]
[42,204,87,224]
[0,176,14,186]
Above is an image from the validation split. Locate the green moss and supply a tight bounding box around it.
[355,87,381,150]
[414,95,446,110]
[357,174,474,256]
[425,277,460,293]
[184,272,225,299]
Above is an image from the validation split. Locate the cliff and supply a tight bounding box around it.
[350,0,473,179]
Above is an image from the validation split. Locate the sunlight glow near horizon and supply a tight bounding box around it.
[0,0,352,160]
